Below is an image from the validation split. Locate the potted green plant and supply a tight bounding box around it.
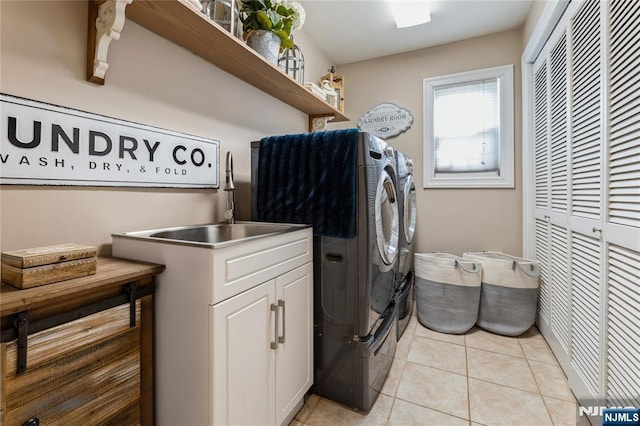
[240,0,305,63]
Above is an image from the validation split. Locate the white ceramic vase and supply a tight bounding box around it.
[246,30,281,65]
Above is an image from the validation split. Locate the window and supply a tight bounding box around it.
[423,65,514,188]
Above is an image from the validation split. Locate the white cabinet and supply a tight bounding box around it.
[212,279,276,425]
[112,226,313,426]
[212,263,313,425]
[275,265,314,425]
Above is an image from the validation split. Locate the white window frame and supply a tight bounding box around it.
[423,64,515,188]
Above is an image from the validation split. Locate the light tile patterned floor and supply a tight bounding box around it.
[291,314,590,426]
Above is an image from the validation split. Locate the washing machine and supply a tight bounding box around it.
[394,150,417,339]
[251,130,399,412]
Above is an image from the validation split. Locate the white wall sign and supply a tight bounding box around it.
[358,103,414,139]
[0,93,219,188]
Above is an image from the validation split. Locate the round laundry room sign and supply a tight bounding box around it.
[358,103,413,139]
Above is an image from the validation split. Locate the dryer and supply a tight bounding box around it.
[394,150,417,339]
[251,130,399,412]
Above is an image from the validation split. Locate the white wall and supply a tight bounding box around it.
[293,30,335,85]
[1,1,529,258]
[334,29,525,256]
[0,0,332,254]
[523,0,548,48]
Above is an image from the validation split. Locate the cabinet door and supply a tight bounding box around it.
[275,263,313,426]
[212,280,276,426]
[2,302,141,425]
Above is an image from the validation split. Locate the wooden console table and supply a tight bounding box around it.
[0,257,164,425]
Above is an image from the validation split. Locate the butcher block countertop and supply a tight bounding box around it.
[1,256,165,317]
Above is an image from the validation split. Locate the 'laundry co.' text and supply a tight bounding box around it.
[0,93,219,188]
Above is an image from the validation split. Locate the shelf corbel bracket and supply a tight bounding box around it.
[87,0,132,85]
[309,115,336,132]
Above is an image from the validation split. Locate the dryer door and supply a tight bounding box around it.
[375,168,399,267]
[403,174,417,244]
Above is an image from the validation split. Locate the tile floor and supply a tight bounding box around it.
[291,314,590,426]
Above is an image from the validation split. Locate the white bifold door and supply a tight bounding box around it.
[530,0,639,410]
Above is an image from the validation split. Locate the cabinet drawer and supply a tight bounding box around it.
[212,228,312,304]
[2,301,141,425]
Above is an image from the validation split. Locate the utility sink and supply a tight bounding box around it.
[112,222,309,248]
[111,219,314,425]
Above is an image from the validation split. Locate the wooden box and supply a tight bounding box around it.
[1,244,97,289]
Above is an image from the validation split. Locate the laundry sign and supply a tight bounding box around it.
[0,93,219,188]
[358,103,414,139]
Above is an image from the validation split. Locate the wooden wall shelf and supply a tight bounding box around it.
[87,0,349,124]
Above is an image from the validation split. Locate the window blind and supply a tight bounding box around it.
[433,78,500,173]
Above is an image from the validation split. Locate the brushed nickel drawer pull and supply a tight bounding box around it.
[278,300,286,344]
[271,303,279,350]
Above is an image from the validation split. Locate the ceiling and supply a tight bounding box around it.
[298,0,533,66]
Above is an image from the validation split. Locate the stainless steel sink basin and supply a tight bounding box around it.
[112,222,309,248]
[150,223,294,243]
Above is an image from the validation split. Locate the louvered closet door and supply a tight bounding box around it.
[550,32,569,217]
[530,0,640,411]
[549,27,571,356]
[533,59,552,328]
[568,0,603,400]
[532,21,574,361]
[608,0,640,235]
[606,0,640,408]
[550,224,570,353]
[607,245,640,407]
[531,0,606,405]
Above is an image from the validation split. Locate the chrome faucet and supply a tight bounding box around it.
[224,151,236,224]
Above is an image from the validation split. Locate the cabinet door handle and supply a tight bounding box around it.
[270,303,279,350]
[278,300,286,344]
